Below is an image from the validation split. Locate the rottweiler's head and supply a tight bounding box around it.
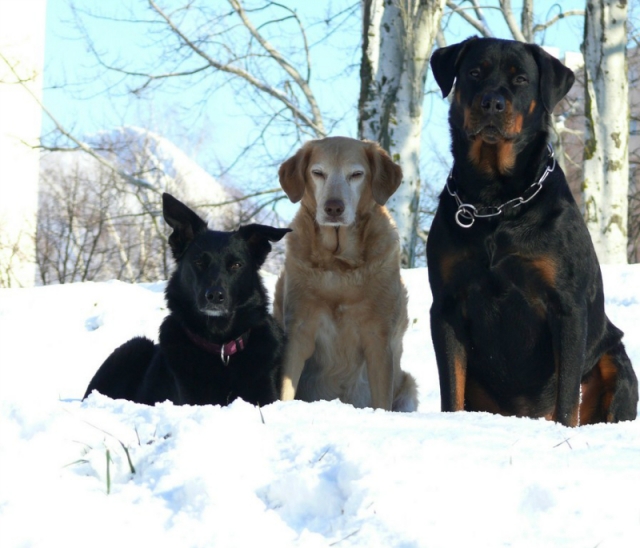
[430,37,574,175]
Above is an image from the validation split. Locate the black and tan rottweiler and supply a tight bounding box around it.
[427,37,637,426]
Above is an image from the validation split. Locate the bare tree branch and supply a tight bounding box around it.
[199,187,282,209]
[147,0,326,137]
[230,0,321,130]
[445,1,493,37]
[469,0,494,37]
[499,0,526,42]
[532,10,585,35]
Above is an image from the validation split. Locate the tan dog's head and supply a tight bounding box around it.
[278,137,403,226]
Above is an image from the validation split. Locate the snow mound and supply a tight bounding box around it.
[0,266,639,547]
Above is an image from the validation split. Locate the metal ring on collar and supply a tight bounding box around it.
[455,205,476,228]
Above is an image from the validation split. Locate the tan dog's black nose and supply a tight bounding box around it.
[324,199,345,219]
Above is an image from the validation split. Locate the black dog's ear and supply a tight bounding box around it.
[236,224,292,266]
[162,193,208,259]
[430,36,478,98]
[527,44,575,113]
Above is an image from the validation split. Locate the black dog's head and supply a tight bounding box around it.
[162,193,290,334]
[430,37,574,176]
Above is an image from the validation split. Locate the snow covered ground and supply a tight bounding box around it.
[1,266,639,547]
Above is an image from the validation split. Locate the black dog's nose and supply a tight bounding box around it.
[481,92,506,113]
[205,287,225,303]
[324,199,345,218]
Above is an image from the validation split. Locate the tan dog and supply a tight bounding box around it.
[274,137,418,411]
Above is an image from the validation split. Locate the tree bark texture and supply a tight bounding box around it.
[358,0,446,267]
[583,0,630,264]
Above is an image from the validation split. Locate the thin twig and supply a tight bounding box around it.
[147,0,326,137]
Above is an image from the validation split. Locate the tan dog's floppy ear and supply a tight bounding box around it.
[278,144,312,203]
[366,141,403,206]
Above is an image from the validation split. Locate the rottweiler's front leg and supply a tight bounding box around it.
[430,305,468,412]
[551,311,587,426]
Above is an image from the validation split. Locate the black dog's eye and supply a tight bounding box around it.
[469,68,481,79]
[194,256,206,269]
[229,262,242,271]
[514,75,529,85]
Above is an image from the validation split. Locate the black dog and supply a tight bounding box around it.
[427,37,638,426]
[84,193,290,406]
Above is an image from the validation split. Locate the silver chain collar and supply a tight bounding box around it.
[446,143,556,228]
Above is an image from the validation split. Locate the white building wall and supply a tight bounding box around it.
[0,0,47,287]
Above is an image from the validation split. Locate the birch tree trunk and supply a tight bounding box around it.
[583,0,629,264]
[520,0,534,42]
[359,0,446,267]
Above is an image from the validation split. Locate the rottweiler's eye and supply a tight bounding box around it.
[514,75,529,85]
[230,262,242,271]
[469,68,481,78]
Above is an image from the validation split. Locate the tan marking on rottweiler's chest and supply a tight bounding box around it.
[530,256,557,287]
[469,139,516,175]
[440,252,468,284]
[496,140,516,173]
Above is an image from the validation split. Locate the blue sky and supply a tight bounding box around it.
[41,0,586,217]
[42,1,361,172]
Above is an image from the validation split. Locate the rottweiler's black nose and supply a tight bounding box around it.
[481,92,506,114]
[205,287,225,303]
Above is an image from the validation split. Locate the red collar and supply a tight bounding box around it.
[183,327,250,366]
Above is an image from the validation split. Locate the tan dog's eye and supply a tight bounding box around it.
[311,169,325,178]
[350,171,364,180]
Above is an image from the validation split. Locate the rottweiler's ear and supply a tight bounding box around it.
[278,143,312,203]
[237,224,292,267]
[527,44,575,113]
[430,37,478,98]
[365,141,403,206]
[162,193,208,259]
